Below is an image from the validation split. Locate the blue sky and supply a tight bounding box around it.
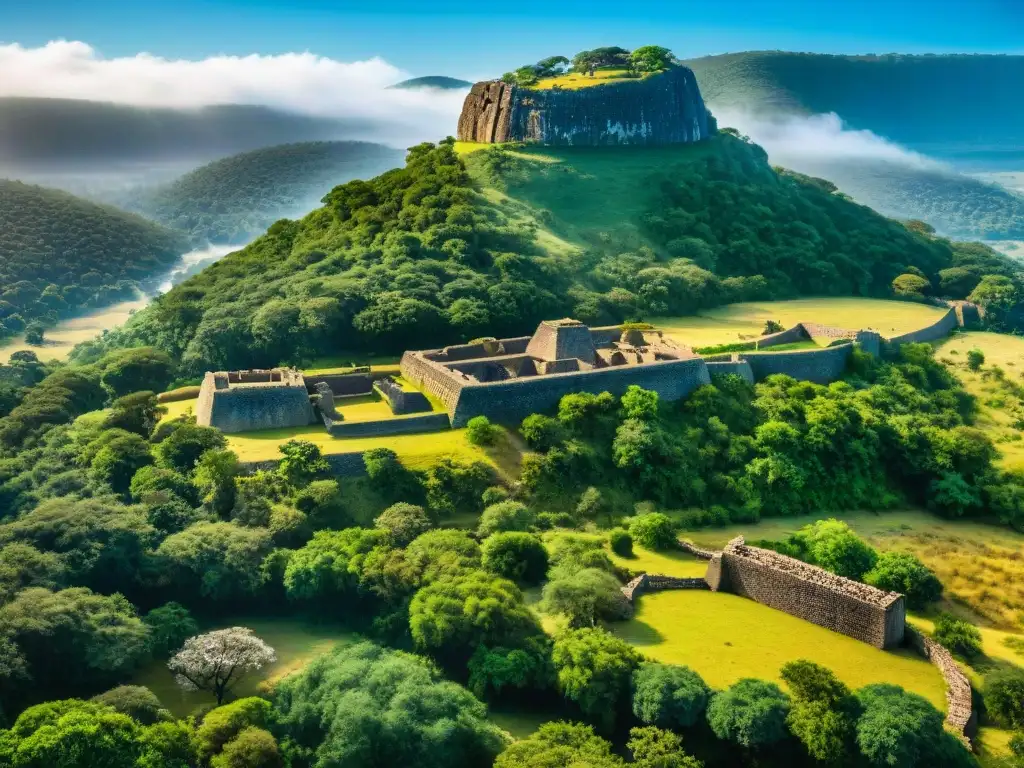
[2,0,1022,77]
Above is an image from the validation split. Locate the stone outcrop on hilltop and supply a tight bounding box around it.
[457,65,711,146]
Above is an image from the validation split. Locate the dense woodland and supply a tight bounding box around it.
[0,339,1009,766]
[138,142,403,245]
[76,133,1023,374]
[0,180,186,339]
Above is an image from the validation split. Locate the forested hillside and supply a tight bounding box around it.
[0,98,366,164]
[683,52,1024,152]
[0,181,186,337]
[138,141,404,244]
[83,133,1018,374]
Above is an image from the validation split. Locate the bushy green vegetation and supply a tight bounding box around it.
[81,132,1021,375]
[140,141,402,244]
[0,180,185,338]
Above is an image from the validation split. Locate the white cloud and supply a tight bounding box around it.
[0,40,468,144]
[711,107,942,170]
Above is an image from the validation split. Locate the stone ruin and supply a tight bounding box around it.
[196,368,314,434]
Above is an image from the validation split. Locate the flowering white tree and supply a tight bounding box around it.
[168,627,276,705]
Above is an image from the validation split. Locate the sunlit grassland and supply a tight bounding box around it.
[531,68,651,90]
[935,331,1024,472]
[610,590,947,709]
[684,509,1024,630]
[651,297,948,348]
[0,297,148,363]
[132,617,356,717]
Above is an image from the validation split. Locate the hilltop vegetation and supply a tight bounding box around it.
[683,52,1024,152]
[0,180,186,338]
[81,132,1021,374]
[138,141,403,244]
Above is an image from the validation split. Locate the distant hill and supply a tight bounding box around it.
[0,98,373,165]
[86,136,1014,374]
[138,141,405,244]
[389,76,472,90]
[684,52,1024,155]
[0,180,186,335]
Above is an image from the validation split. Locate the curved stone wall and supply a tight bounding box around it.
[738,343,853,384]
[886,307,958,346]
[904,626,976,746]
[621,573,710,601]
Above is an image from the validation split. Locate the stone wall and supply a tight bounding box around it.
[373,377,432,414]
[904,626,976,746]
[705,359,755,384]
[621,573,710,601]
[678,540,717,560]
[756,324,808,349]
[196,370,315,434]
[886,307,959,346]
[738,343,853,384]
[714,537,906,649]
[323,411,450,437]
[304,372,373,396]
[449,357,711,426]
[800,322,860,344]
[457,66,710,147]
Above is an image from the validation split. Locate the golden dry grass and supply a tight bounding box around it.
[532,68,651,90]
[651,298,948,348]
[0,297,148,363]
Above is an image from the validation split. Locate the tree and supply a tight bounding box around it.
[520,414,564,451]
[706,679,791,749]
[552,627,643,730]
[277,439,329,487]
[780,661,858,765]
[274,641,506,768]
[628,513,677,550]
[196,697,274,759]
[967,348,985,371]
[494,721,625,768]
[154,422,226,473]
[482,532,549,585]
[90,432,154,495]
[91,685,169,725]
[169,628,276,705]
[23,321,45,346]
[535,55,570,77]
[863,551,942,608]
[143,601,199,657]
[855,683,966,767]
[629,46,674,73]
[363,447,423,503]
[632,663,711,729]
[103,391,165,437]
[790,519,878,580]
[156,522,272,601]
[193,448,240,516]
[466,415,499,445]
[211,727,283,768]
[99,347,174,398]
[0,542,67,602]
[627,726,702,768]
[984,666,1024,729]
[374,502,433,546]
[892,273,932,298]
[130,465,197,506]
[425,458,492,516]
[283,527,386,603]
[621,385,659,421]
[609,528,633,557]
[478,500,536,537]
[409,570,542,666]
[542,568,632,627]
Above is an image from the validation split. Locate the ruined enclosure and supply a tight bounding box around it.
[196,368,314,434]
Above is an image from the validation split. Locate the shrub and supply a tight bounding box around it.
[863,552,942,608]
[477,500,535,537]
[466,415,499,446]
[933,614,982,657]
[481,485,510,506]
[374,502,432,546]
[552,627,643,731]
[482,532,549,585]
[609,528,633,557]
[542,568,632,627]
[984,667,1024,729]
[706,679,790,749]
[967,348,985,371]
[628,513,677,550]
[520,414,564,452]
[632,663,711,729]
[91,685,169,725]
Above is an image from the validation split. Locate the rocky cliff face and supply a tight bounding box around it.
[457,66,710,146]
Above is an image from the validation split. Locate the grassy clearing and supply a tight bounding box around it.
[532,68,651,90]
[0,297,148,363]
[609,545,710,578]
[935,331,1024,472]
[132,617,355,717]
[684,509,1024,630]
[651,298,947,348]
[302,355,402,375]
[611,590,947,709]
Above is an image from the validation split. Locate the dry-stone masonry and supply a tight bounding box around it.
[621,573,709,601]
[457,66,710,146]
[710,537,906,649]
[904,626,976,746]
[196,368,314,434]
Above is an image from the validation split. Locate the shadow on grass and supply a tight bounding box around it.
[613,617,665,646]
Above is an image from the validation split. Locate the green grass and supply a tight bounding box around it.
[650,298,947,348]
[0,297,148,364]
[609,545,710,578]
[610,590,948,709]
[935,331,1024,472]
[302,355,402,375]
[132,617,356,717]
[531,68,651,90]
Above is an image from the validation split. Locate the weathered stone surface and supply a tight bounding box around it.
[904,626,977,746]
[196,368,314,433]
[621,573,709,601]
[457,66,710,146]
